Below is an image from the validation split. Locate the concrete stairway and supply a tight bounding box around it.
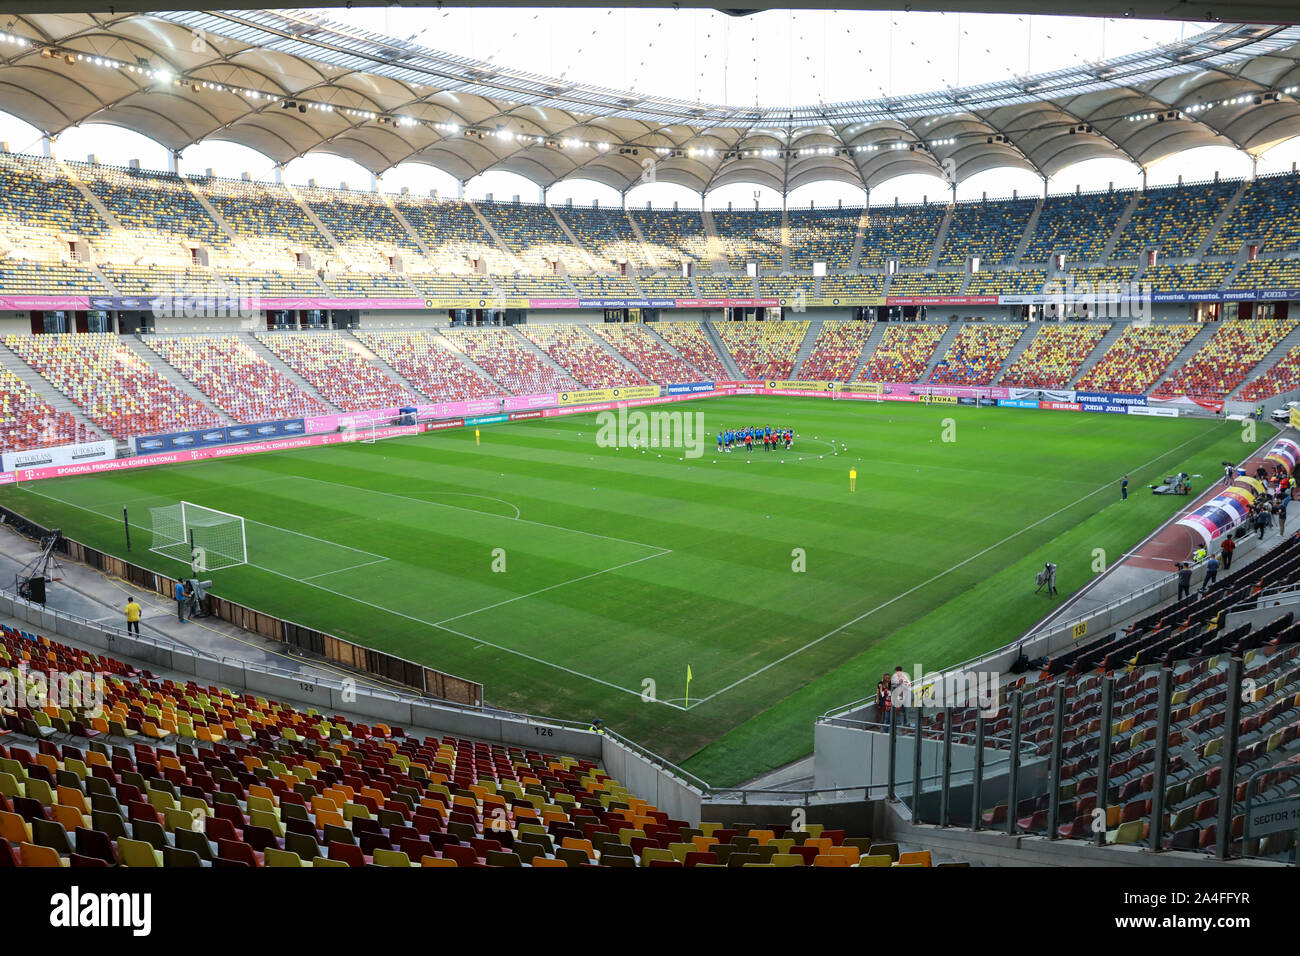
[1196,179,1249,258]
[1099,193,1141,264]
[993,323,1040,384]
[623,209,663,272]
[380,193,441,269]
[242,332,343,413]
[1228,322,1300,401]
[1011,198,1044,265]
[428,330,509,394]
[699,209,730,274]
[927,205,954,270]
[506,326,582,388]
[849,208,869,272]
[921,321,967,381]
[283,184,354,270]
[641,324,707,379]
[779,206,792,274]
[580,326,649,382]
[549,207,603,272]
[1147,322,1221,394]
[119,336,233,424]
[1069,321,1126,386]
[848,319,890,382]
[346,329,436,401]
[788,316,825,379]
[702,320,743,380]
[0,343,110,442]
[465,199,525,273]
[55,160,145,263]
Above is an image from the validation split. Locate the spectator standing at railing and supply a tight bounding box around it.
[124,598,141,637]
[1278,495,1289,537]
[1201,554,1219,592]
[1222,535,1236,571]
[1177,562,1192,601]
[877,673,893,728]
[890,666,911,728]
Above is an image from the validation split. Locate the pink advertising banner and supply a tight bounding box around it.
[7,426,421,484]
[304,392,558,434]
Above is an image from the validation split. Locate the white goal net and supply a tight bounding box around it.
[149,501,248,571]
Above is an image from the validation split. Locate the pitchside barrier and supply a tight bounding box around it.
[6,524,482,707]
[0,582,706,823]
[2,381,1237,484]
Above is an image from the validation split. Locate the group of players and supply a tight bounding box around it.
[718,426,793,453]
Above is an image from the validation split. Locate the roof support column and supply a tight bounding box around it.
[1250,153,1259,181]
[456,179,465,200]
[1042,174,1048,199]
[369,171,379,192]
[1141,166,1148,191]
[273,163,284,185]
[41,133,53,158]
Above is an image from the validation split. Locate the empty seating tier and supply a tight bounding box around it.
[145,336,330,423]
[1153,319,1297,401]
[1074,324,1199,394]
[440,328,578,396]
[355,331,497,402]
[999,323,1108,388]
[715,321,810,380]
[797,320,870,381]
[256,332,417,412]
[4,333,222,440]
[855,324,944,383]
[928,323,1025,386]
[516,326,647,389]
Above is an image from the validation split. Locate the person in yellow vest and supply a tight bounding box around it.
[849,467,857,492]
[589,718,605,734]
[475,427,481,446]
[124,598,141,637]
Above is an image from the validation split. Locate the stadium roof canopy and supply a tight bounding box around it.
[3,10,1300,195]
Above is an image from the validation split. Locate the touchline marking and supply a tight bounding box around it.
[299,556,392,581]
[19,480,683,708]
[689,421,1233,707]
[435,548,672,626]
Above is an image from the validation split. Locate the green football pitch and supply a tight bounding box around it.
[0,397,1254,786]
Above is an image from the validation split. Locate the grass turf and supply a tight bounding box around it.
[0,397,1252,785]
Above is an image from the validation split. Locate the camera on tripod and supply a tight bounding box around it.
[1035,561,1058,597]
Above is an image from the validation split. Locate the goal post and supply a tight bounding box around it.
[149,501,247,571]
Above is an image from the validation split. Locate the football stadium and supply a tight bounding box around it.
[0,1,1298,911]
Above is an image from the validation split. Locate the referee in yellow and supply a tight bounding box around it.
[124,597,142,636]
[849,467,857,492]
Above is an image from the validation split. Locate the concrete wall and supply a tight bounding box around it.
[150,316,258,334]
[0,313,31,335]
[600,735,704,824]
[524,310,603,325]
[358,310,449,328]
[0,589,729,808]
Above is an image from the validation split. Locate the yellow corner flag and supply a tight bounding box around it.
[475,427,481,445]
[685,664,693,707]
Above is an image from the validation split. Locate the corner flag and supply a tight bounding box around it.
[685,664,693,707]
